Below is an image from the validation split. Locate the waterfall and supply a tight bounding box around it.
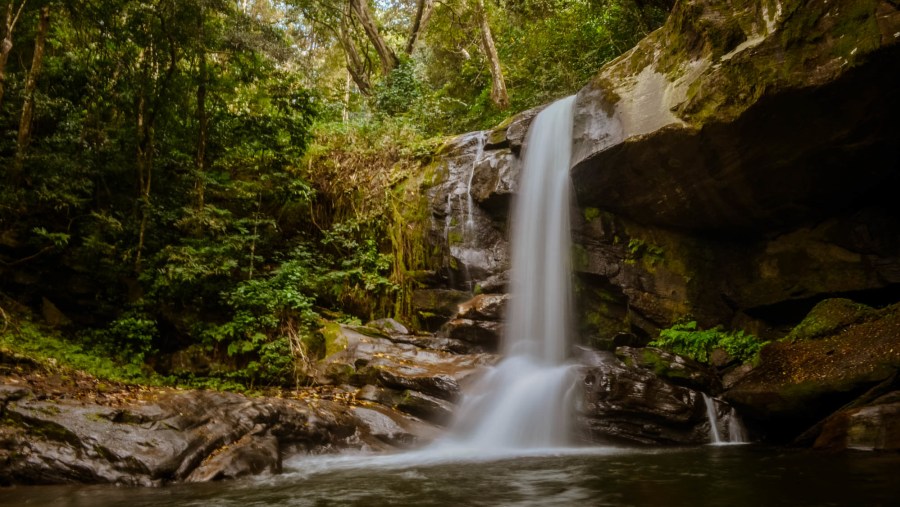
[438,96,578,451]
[703,394,724,444]
[725,406,748,443]
[703,393,748,445]
[465,132,486,233]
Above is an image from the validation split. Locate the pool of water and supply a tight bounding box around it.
[3,446,899,506]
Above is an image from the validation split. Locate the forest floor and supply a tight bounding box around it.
[0,350,174,406]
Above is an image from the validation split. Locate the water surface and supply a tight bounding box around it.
[4,446,898,506]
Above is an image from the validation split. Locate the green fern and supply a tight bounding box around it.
[649,320,766,364]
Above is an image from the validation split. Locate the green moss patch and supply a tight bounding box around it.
[786,298,875,342]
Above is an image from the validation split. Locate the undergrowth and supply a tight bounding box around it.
[0,316,160,385]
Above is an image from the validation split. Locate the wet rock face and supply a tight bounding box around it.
[425,133,512,295]
[0,390,359,486]
[424,107,542,298]
[574,350,716,445]
[438,294,510,353]
[566,0,900,339]
[615,346,722,394]
[574,204,900,341]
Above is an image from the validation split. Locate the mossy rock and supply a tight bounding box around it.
[786,298,874,341]
[616,346,722,393]
[347,325,391,340]
[321,322,349,358]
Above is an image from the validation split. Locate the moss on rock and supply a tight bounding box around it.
[786,298,875,341]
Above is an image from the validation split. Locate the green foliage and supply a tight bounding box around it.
[79,311,158,365]
[374,60,424,116]
[0,0,677,392]
[649,320,766,364]
[625,238,665,266]
[206,247,320,376]
[319,219,398,312]
[1,316,158,384]
[393,0,670,134]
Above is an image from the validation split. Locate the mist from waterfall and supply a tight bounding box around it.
[436,95,578,452]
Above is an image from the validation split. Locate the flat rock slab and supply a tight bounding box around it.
[0,387,426,486]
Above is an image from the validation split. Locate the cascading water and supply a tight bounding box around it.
[703,394,724,444]
[465,132,486,233]
[703,393,748,445]
[438,95,578,451]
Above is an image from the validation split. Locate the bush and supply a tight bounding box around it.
[649,320,766,364]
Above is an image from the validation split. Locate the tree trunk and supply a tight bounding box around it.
[349,0,398,76]
[134,49,154,272]
[474,0,508,109]
[339,14,371,94]
[343,69,351,121]
[195,14,207,210]
[134,91,152,272]
[0,1,26,111]
[405,0,434,55]
[11,4,48,182]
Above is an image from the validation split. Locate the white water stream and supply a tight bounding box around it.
[465,132,486,233]
[703,393,748,445]
[435,95,579,451]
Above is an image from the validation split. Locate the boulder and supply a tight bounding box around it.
[440,318,502,352]
[456,294,509,321]
[396,390,455,426]
[811,391,900,451]
[785,298,875,342]
[366,318,410,336]
[615,346,722,394]
[318,324,494,402]
[187,435,280,482]
[436,294,510,353]
[411,289,471,330]
[575,349,714,445]
[0,389,361,486]
[349,405,440,449]
[724,303,900,441]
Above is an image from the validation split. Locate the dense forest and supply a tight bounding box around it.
[0,0,669,389]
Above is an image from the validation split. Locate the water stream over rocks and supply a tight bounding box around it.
[432,96,579,452]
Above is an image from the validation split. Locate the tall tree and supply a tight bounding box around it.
[338,5,372,94]
[405,0,433,54]
[348,0,398,75]
[10,4,49,182]
[474,0,507,109]
[0,0,27,110]
[195,6,208,210]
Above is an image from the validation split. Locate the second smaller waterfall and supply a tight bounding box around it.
[703,394,748,445]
